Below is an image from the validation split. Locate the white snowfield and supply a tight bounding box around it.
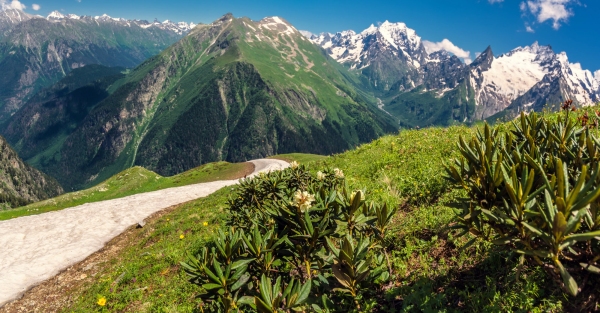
[0,158,289,306]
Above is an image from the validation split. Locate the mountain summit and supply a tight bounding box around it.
[311,21,427,92]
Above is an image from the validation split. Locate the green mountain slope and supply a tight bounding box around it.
[0,135,63,208]
[1,65,126,166]
[0,16,183,123]
[13,14,395,190]
[384,82,476,128]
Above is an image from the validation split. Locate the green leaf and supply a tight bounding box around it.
[282,279,295,298]
[255,296,273,313]
[562,230,600,246]
[238,296,255,306]
[213,258,224,281]
[259,274,272,305]
[203,266,221,285]
[231,258,255,270]
[580,263,600,274]
[522,222,543,236]
[231,273,250,291]
[202,283,222,290]
[557,261,578,296]
[492,235,516,245]
[296,280,312,305]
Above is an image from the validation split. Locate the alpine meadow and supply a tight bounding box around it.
[0,1,599,312]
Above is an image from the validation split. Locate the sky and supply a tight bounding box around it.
[3,0,599,76]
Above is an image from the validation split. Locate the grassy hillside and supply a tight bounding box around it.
[8,108,600,312]
[0,161,253,221]
[267,153,327,164]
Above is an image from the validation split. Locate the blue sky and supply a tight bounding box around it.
[5,0,600,74]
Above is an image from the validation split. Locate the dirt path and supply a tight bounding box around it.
[0,159,288,307]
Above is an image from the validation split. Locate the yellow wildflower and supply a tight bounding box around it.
[316,171,325,180]
[97,296,107,306]
[180,234,185,239]
[203,221,209,226]
[290,161,299,169]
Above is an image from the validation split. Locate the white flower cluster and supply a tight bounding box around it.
[292,190,315,212]
[334,168,344,178]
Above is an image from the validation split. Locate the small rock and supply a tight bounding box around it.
[137,220,146,228]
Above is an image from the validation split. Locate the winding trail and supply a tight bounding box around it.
[0,159,289,306]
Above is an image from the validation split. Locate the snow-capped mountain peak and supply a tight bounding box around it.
[360,24,377,36]
[467,41,599,118]
[47,11,65,20]
[311,20,426,71]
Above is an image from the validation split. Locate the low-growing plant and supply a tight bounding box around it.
[445,107,600,296]
[182,163,395,312]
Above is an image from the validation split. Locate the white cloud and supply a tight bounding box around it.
[520,1,527,11]
[488,0,504,3]
[32,3,40,10]
[475,52,481,58]
[525,25,535,32]
[298,30,314,39]
[423,39,471,63]
[595,70,600,83]
[1,0,26,10]
[522,0,577,29]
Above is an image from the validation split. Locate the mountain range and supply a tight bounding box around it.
[1,11,599,192]
[310,21,600,126]
[0,8,193,123]
[1,14,394,190]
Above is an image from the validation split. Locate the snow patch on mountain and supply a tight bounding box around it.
[0,8,33,23]
[478,44,549,101]
[556,52,599,104]
[39,10,195,35]
[258,16,297,36]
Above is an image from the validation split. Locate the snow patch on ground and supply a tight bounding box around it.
[0,159,289,306]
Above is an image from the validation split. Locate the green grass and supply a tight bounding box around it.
[267,153,327,164]
[0,161,252,221]
[26,108,600,312]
